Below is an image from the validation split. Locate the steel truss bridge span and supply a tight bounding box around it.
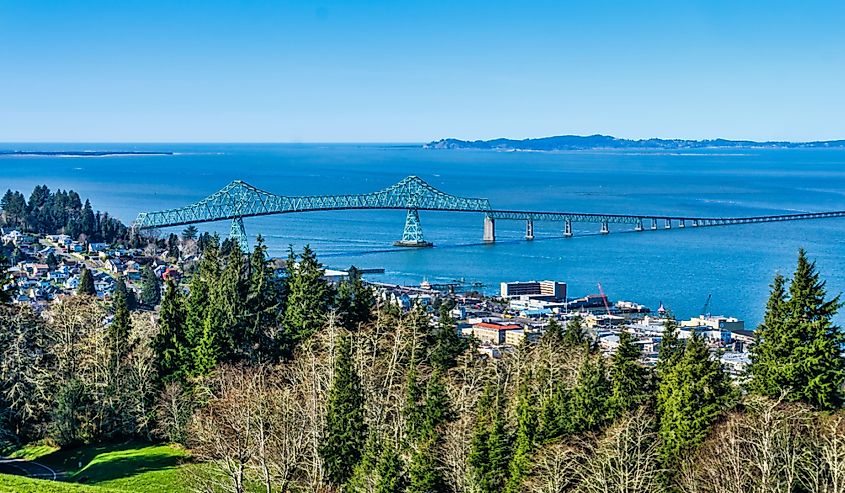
[132,176,845,250]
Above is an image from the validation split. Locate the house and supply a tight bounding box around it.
[24,263,50,278]
[105,258,125,274]
[88,243,109,253]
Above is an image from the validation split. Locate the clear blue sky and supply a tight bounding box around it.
[1,0,843,142]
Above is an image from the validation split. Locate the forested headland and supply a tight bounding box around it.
[1,237,844,492]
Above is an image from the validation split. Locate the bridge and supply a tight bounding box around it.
[132,176,845,250]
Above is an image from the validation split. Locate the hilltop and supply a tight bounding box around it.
[424,134,845,151]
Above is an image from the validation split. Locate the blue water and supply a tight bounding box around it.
[3,143,845,326]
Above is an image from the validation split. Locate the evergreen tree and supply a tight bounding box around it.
[244,236,283,362]
[408,437,447,493]
[214,243,247,362]
[77,266,96,296]
[113,277,137,311]
[656,317,683,378]
[152,280,189,383]
[374,442,407,493]
[505,380,536,493]
[536,386,571,443]
[185,239,219,374]
[657,333,732,467]
[468,385,511,493]
[540,317,564,346]
[749,250,845,409]
[167,233,180,259]
[570,354,610,432]
[428,305,467,370]
[45,252,58,269]
[561,316,588,348]
[608,330,650,418]
[108,287,133,373]
[140,265,161,306]
[0,253,12,303]
[181,225,198,241]
[320,333,366,486]
[335,266,374,331]
[282,245,331,353]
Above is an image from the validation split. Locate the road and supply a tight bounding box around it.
[0,457,59,481]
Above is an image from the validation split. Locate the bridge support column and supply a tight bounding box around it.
[564,219,573,237]
[395,209,433,247]
[679,220,685,228]
[635,218,644,232]
[484,215,496,243]
[229,216,249,252]
[525,219,534,240]
[665,219,672,229]
[651,219,658,230]
[600,221,609,234]
[692,220,699,227]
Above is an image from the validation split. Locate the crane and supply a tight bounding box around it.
[701,293,712,317]
[597,283,612,315]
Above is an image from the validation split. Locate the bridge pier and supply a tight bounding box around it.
[395,209,433,247]
[665,219,672,229]
[484,215,496,242]
[525,219,534,240]
[635,218,644,231]
[679,220,685,228]
[230,217,249,252]
[651,219,658,230]
[600,221,609,234]
[564,219,573,237]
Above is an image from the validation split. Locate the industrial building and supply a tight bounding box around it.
[500,280,566,300]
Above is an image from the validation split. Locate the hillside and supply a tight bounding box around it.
[424,134,845,150]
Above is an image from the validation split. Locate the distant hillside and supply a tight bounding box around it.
[424,134,845,151]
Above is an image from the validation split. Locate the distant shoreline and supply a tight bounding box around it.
[424,134,845,151]
[0,150,174,157]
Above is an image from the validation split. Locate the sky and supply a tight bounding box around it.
[1,0,844,143]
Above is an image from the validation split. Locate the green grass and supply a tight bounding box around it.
[3,442,198,493]
[7,444,59,461]
[0,473,113,492]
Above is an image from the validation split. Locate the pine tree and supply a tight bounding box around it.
[748,273,788,398]
[428,305,467,370]
[570,354,610,433]
[108,287,133,373]
[468,385,511,493]
[608,330,650,418]
[140,265,161,306]
[540,318,564,346]
[152,280,189,383]
[749,250,845,409]
[113,277,136,311]
[374,443,407,493]
[335,266,374,331]
[657,333,732,467]
[77,265,96,296]
[45,252,58,269]
[244,236,283,362]
[0,253,12,303]
[181,225,198,241]
[185,240,219,374]
[561,316,588,348]
[505,380,536,493]
[656,317,682,378]
[320,333,366,486]
[282,245,331,353]
[408,437,446,493]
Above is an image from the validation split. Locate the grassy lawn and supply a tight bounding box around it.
[3,442,198,493]
[0,473,113,492]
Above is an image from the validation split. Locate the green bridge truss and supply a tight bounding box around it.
[133,175,845,250]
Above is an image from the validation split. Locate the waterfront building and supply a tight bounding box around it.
[500,280,567,300]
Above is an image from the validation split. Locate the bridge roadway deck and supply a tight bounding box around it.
[487,209,845,226]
